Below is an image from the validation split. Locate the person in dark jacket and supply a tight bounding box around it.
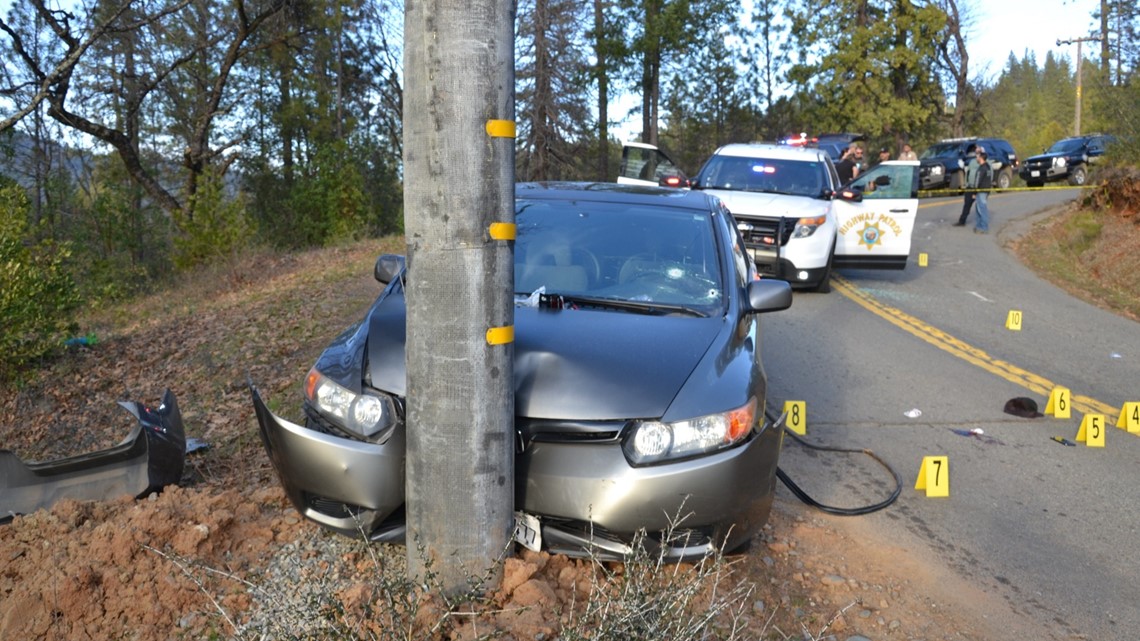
[974,149,993,234]
[836,147,858,184]
[953,144,980,226]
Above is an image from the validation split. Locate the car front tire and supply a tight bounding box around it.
[808,246,834,294]
[1068,165,1087,186]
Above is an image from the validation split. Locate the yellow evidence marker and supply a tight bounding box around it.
[1076,414,1106,447]
[1116,402,1140,434]
[783,400,806,435]
[1045,386,1071,419]
[918,253,929,267]
[1005,310,1023,331]
[915,456,950,498]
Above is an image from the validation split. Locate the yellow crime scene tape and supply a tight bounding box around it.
[919,183,1098,197]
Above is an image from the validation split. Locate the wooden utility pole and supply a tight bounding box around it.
[1057,35,1102,137]
[402,0,516,593]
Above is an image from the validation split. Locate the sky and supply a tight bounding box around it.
[968,0,1102,79]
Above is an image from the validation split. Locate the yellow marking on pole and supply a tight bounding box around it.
[489,222,516,240]
[831,275,1117,418]
[485,119,516,138]
[1005,310,1023,331]
[1076,414,1106,447]
[915,456,950,497]
[485,325,514,345]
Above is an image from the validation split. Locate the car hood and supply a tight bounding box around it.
[701,189,830,220]
[365,294,723,420]
[1026,151,1077,162]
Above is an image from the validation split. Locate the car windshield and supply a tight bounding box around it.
[514,198,725,314]
[919,142,961,159]
[696,156,826,197]
[1047,138,1086,153]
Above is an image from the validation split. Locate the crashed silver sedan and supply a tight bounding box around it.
[252,182,792,560]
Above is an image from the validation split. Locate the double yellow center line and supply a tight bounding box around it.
[831,275,1118,417]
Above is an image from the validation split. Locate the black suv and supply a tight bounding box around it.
[918,137,1018,191]
[1019,134,1116,187]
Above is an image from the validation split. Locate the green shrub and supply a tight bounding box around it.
[0,184,81,378]
[174,169,254,271]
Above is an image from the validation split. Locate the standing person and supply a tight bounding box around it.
[836,146,858,184]
[974,149,993,234]
[877,147,891,165]
[953,145,980,226]
[850,144,866,175]
[899,143,917,161]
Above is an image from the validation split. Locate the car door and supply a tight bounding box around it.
[831,160,920,270]
[617,142,687,186]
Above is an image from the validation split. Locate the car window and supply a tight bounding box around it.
[919,142,958,159]
[514,199,725,311]
[846,164,915,199]
[620,146,683,182]
[697,156,826,197]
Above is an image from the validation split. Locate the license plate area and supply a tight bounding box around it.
[513,511,542,552]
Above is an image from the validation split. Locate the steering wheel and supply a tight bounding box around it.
[572,248,602,285]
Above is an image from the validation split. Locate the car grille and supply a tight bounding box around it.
[305,492,367,519]
[1022,158,1052,172]
[738,217,794,248]
[516,418,626,452]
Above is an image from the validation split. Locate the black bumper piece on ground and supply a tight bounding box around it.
[0,390,186,523]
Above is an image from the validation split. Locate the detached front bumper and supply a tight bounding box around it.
[0,390,185,522]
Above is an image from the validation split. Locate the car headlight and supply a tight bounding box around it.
[791,215,827,238]
[1053,157,1067,168]
[305,368,398,442]
[623,397,757,466]
[930,165,944,176]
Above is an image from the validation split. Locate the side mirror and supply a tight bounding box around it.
[375,254,406,285]
[745,279,793,314]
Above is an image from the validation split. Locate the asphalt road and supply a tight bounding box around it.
[761,188,1140,641]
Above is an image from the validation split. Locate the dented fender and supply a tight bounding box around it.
[0,390,185,523]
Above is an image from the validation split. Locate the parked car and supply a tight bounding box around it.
[251,182,794,561]
[683,142,920,293]
[918,137,1018,191]
[1019,134,1116,187]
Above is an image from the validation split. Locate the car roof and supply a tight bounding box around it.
[711,142,831,163]
[515,181,720,212]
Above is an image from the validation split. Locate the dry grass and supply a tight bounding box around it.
[1011,204,1140,321]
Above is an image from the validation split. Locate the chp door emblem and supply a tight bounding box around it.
[858,222,883,250]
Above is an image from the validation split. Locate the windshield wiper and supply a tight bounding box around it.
[553,294,708,317]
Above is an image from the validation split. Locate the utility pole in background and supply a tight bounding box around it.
[402,0,516,593]
[1056,35,1102,137]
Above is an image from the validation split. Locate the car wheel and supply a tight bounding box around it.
[1068,165,1087,186]
[948,170,964,191]
[808,246,834,294]
[997,169,1012,190]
